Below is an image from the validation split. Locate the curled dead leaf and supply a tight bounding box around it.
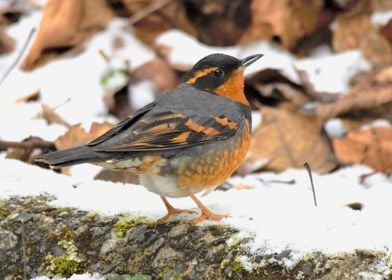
[16,90,40,104]
[245,107,337,174]
[240,0,323,48]
[54,122,113,150]
[333,127,392,173]
[317,65,392,121]
[131,58,180,92]
[332,1,392,67]
[35,104,71,128]
[21,0,113,71]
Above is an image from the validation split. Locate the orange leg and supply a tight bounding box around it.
[189,193,229,224]
[157,196,196,223]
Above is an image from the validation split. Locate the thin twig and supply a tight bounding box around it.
[0,28,36,85]
[129,0,174,25]
[0,139,54,151]
[304,162,318,207]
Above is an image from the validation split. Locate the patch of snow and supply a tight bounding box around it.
[32,273,104,280]
[324,118,346,138]
[371,10,392,26]
[1,158,392,255]
[361,119,391,130]
[129,80,156,111]
[295,50,371,93]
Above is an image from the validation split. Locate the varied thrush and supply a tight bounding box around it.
[36,53,263,223]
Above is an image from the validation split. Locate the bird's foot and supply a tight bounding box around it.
[157,207,197,223]
[192,209,229,224]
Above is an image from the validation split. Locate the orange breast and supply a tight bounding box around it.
[177,120,251,189]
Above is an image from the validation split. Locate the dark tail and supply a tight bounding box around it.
[35,146,98,168]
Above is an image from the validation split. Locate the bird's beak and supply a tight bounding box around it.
[240,54,264,68]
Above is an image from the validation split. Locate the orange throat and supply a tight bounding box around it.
[214,69,249,107]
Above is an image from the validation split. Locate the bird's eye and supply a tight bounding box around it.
[214,69,224,77]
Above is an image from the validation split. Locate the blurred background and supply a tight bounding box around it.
[0,0,391,181]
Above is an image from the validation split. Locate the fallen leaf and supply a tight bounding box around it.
[332,1,392,67]
[54,122,113,150]
[4,136,55,166]
[245,69,309,108]
[240,0,323,48]
[180,0,251,46]
[317,65,392,121]
[245,107,337,173]
[113,0,196,45]
[333,127,392,173]
[0,28,15,54]
[16,90,40,104]
[21,0,113,70]
[131,58,180,92]
[35,104,71,128]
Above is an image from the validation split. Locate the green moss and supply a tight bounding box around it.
[0,208,11,217]
[106,274,152,280]
[114,213,154,238]
[42,240,84,277]
[158,266,172,278]
[220,258,245,273]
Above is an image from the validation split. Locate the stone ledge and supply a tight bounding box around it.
[0,196,390,279]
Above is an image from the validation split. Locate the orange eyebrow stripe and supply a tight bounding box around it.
[213,117,238,129]
[186,67,218,84]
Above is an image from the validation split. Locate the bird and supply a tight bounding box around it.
[35,53,263,223]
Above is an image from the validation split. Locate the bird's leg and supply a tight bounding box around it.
[189,193,229,224]
[157,196,196,223]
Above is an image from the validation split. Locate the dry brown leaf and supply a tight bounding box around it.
[333,127,392,173]
[115,0,196,45]
[35,104,71,128]
[21,0,113,71]
[332,1,392,67]
[317,84,392,120]
[180,0,251,46]
[54,122,113,150]
[16,90,40,104]
[245,107,337,173]
[4,136,55,166]
[240,0,323,49]
[380,19,392,46]
[131,58,180,92]
[0,28,15,54]
[371,0,392,11]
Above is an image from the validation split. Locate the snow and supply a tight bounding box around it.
[371,10,392,26]
[32,273,104,280]
[1,158,392,256]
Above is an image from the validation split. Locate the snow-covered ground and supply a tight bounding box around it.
[1,9,392,279]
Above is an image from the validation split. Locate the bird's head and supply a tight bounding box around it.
[183,53,263,106]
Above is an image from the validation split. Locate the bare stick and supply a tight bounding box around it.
[304,162,317,207]
[0,28,36,85]
[0,139,54,151]
[129,0,174,25]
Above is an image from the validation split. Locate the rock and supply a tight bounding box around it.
[152,247,184,269]
[0,230,18,251]
[0,196,390,279]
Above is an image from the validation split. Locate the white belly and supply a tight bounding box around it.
[139,174,203,198]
